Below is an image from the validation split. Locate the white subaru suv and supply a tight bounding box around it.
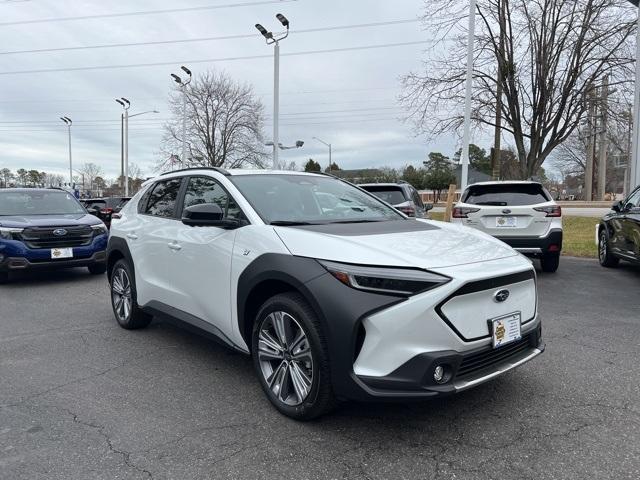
[106,168,544,420]
[452,181,563,273]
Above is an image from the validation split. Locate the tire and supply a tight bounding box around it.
[540,253,560,273]
[598,229,619,268]
[252,292,335,421]
[109,259,152,329]
[0,272,9,284]
[88,263,107,275]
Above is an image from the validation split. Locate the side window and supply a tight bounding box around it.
[144,178,182,218]
[411,188,423,208]
[625,189,640,210]
[183,176,245,220]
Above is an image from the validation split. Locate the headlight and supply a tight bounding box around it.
[0,227,23,240]
[91,224,108,235]
[318,260,450,296]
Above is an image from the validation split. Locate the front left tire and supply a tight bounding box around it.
[251,292,335,421]
[109,259,152,329]
[598,229,619,268]
[0,272,8,284]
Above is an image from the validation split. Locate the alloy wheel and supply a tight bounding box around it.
[599,232,607,262]
[257,311,314,406]
[111,267,132,322]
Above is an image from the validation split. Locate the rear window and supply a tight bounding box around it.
[462,184,550,206]
[360,186,407,205]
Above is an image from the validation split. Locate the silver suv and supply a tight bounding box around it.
[359,182,432,218]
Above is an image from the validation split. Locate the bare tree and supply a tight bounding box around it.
[79,162,104,191]
[401,0,636,179]
[160,70,268,170]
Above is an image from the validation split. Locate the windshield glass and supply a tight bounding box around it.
[0,190,85,216]
[230,175,404,224]
[361,186,407,205]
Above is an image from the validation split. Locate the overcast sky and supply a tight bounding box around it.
[0,0,490,181]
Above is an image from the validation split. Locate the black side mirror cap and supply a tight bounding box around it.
[612,201,623,213]
[181,203,240,229]
[425,203,434,211]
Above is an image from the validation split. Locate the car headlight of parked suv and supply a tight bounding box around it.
[0,227,23,240]
[318,260,450,296]
[90,224,109,235]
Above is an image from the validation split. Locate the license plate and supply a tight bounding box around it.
[490,312,522,348]
[495,216,517,227]
[51,248,73,259]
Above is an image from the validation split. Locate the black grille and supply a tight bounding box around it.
[457,334,533,379]
[19,226,94,249]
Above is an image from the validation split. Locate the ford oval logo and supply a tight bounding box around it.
[494,289,510,303]
[53,228,68,236]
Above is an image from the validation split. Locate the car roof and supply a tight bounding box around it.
[0,188,70,193]
[358,183,406,188]
[467,180,543,187]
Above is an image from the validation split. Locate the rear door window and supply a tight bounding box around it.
[362,186,407,205]
[463,184,550,206]
[144,178,183,218]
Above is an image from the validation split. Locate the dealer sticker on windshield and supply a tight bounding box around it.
[51,248,73,259]
[490,312,521,348]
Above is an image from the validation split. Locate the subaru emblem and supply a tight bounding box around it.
[53,228,68,236]
[502,209,512,214]
[494,289,510,303]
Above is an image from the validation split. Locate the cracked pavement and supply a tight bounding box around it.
[1,257,639,479]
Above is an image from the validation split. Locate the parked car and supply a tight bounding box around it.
[359,182,433,218]
[452,181,562,273]
[83,197,131,228]
[597,185,640,267]
[107,168,543,420]
[0,188,108,283]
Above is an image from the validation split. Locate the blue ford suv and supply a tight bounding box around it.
[0,188,108,283]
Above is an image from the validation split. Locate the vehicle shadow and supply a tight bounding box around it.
[0,267,103,287]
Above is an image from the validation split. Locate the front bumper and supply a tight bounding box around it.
[496,228,563,256]
[0,234,108,272]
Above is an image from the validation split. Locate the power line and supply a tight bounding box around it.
[0,40,430,75]
[0,19,421,55]
[0,0,297,27]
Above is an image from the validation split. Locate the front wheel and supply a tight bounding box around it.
[598,229,619,268]
[252,292,335,421]
[540,253,560,273]
[109,259,152,329]
[0,272,8,284]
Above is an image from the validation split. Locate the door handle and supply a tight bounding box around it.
[126,233,138,240]
[168,242,182,252]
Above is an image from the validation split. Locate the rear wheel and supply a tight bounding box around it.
[109,259,152,329]
[540,253,560,273]
[252,292,335,421]
[598,229,619,268]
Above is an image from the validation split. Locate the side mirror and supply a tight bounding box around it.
[612,200,623,213]
[424,203,434,211]
[182,203,239,229]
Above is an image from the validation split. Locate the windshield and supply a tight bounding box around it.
[230,175,404,224]
[361,186,407,205]
[0,190,86,216]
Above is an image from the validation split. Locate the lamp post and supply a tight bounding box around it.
[171,65,192,168]
[59,116,73,187]
[460,0,477,192]
[256,13,290,169]
[312,137,332,172]
[629,0,640,190]
[116,98,159,195]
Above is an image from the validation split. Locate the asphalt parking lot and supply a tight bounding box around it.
[1,257,639,480]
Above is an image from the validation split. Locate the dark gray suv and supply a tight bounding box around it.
[359,182,432,218]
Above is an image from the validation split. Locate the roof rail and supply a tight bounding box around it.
[160,166,230,176]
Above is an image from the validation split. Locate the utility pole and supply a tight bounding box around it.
[491,0,506,181]
[626,108,632,196]
[120,113,124,194]
[460,0,477,192]
[585,86,596,201]
[597,75,609,201]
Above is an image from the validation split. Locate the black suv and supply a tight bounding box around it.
[598,186,640,267]
[83,197,130,228]
[359,182,432,218]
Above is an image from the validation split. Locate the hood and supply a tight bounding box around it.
[0,214,101,229]
[274,219,518,269]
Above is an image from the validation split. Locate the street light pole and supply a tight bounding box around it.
[460,0,477,192]
[631,5,640,190]
[313,136,332,171]
[256,14,290,169]
[60,116,73,187]
[171,66,192,168]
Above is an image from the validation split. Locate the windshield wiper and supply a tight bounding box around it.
[327,219,387,224]
[269,220,318,226]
